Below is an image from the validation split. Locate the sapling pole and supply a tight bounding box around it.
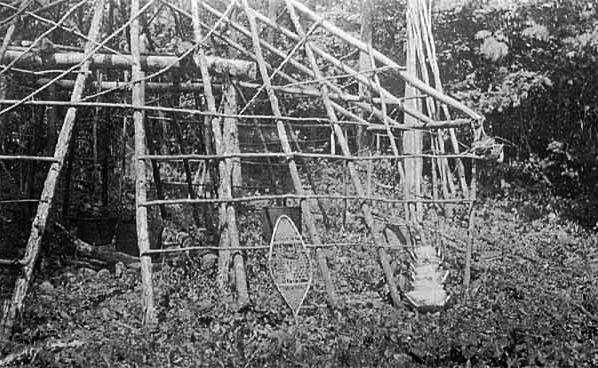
[285,0,402,305]
[100,108,110,210]
[403,0,423,223]
[409,4,467,200]
[61,123,76,219]
[223,73,249,304]
[222,78,242,191]
[241,0,338,307]
[0,0,106,340]
[192,0,231,293]
[287,0,483,121]
[191,0,248,303]
[130,0,156,326]
[357,0,373,155]
[242,1,445,126]
[0,47,256,78]
[91,71,102,201]
[464,161,478,289]
[196,0,453,129]
[417,2,470,197]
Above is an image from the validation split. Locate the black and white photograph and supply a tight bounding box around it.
[0,0,595,366]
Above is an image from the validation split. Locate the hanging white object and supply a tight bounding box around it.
[268,215,312,317]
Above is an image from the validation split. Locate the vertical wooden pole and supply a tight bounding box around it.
[192,0,247,301]
[285,0,400,306]
[223,80,242,193]
[92,72,101,191]
[357,0,373,155]
[464,161,477,289]
[416,2,469,198]
[241,0,338,307]
[62,123,76,219]
[193,0,230,292]
[131,0,156,325]
[403,0,423,223]
[223,74,249,304]
[45,85,58,157]
[430,132,439,203]
[100,109,109,211]
[0,0,106,340]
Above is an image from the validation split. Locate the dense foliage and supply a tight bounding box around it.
[4,179,598,367]
[325,0,598,197]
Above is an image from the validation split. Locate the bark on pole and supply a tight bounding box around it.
[191,0,248,302]
[357,0,373,155]
[403,0,423,223]
[0,0,106,340]
[192,0,230,292]
[223,74,248,304]
[240,0,338,307]
[131,0,156,326]
[44,84,58,157]
[284,0,401,306]
[0,47,256,79]
[223,79,242,192]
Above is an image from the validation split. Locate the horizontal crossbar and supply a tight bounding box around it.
[0,199,40,205]
[139,152,481,161]
[140,194,474,207]
[0,258,23,266]
[0,155,59,162]
[141,242,411,255]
